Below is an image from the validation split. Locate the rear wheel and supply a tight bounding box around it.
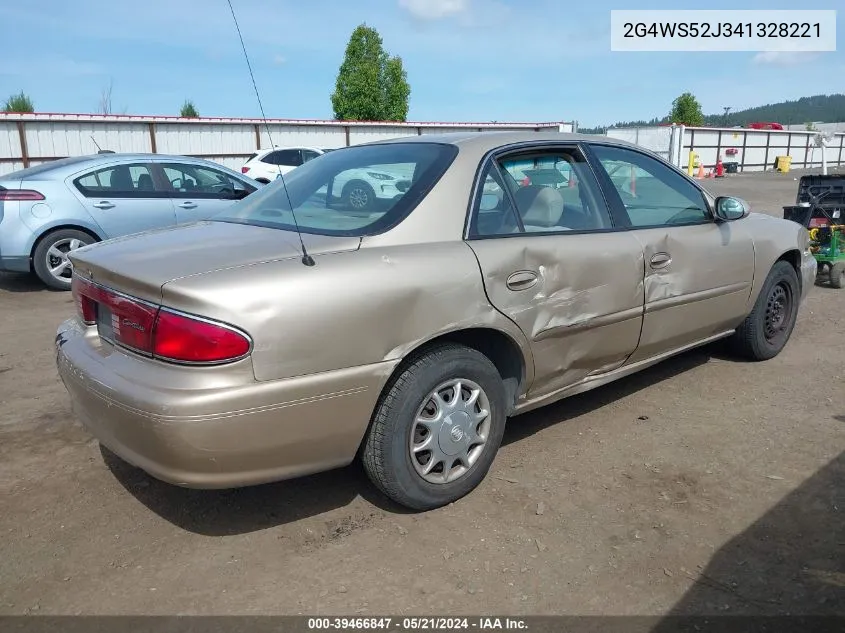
[728,261,800,361]
[32,229,94,291]
[829,262,845,289]
[362,343,507,511]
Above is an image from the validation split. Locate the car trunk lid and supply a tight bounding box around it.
[68,220,360,303]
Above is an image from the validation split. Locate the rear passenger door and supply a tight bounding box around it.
[158,163,256,225]
[587,143,755,362]
[466,144,647,400]
[71,162,177,238]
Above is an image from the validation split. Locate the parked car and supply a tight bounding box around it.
[0,153,259,290]
[240,146,328,183]
[56,132,816,510]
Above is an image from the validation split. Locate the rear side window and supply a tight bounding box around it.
[74,163,158,198]
[469,147,613,237]
[263,150,302,167]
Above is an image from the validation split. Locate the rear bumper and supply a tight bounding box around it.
[55,318,395,489]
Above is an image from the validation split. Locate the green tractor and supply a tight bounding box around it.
[783,175,845,289]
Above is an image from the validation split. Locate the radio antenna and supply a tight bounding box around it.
[226,0,315,267]
[90,136,102,152]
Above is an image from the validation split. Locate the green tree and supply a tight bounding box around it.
[180,100,199,118]
[3,91,34,113]
[382,56,410,122]
[331,24,410,121]
[669,92,704,127]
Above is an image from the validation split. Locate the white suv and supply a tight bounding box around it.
[241,147,328,183]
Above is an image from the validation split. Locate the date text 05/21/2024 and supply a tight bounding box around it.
[307,617,528,630]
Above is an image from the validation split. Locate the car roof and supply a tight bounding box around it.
[365,131,640,152]
[0,152,241,180]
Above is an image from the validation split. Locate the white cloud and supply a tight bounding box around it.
[752,51,820,67]
[398,0,468,21]
[272,54,287,65]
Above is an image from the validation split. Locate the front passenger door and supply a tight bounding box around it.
[588,143,755,363]
[159,163,255,225]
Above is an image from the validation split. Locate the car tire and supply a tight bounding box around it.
[362,343,507,511]
[829,262,845,289]
[342,180,376,212]
[728,260,800,361]
[32,229,95,291]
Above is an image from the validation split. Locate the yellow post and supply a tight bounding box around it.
[688,151,696,176]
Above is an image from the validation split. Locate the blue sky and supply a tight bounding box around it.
[0,0,842,126]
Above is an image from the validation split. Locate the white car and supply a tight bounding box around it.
[241,146,328,183]
[328,164,413,212]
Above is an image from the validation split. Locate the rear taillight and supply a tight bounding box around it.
[72,276,250,364]
[72,276,97,324]
[0,189,45,201]
[153,310,251,363]
[72,275,156,353]
[241,166,250,174]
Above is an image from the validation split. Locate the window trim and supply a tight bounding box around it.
[72,162,171,199]
[583,141,717,231]
[464,141,623,241]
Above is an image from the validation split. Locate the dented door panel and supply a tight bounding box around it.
[626,222,755,362]
[468,233,646,400]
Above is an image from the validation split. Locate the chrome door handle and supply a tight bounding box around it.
[650,252,672,269]
[178,201,197,209]
[506,270,539,291]
[92,201,114,209]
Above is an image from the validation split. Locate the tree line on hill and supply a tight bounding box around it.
[579,94,845,134]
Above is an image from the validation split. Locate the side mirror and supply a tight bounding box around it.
[231,181,250,200]
[714,196,750,221]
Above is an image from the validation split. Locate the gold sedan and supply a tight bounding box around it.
[56,132,816,510]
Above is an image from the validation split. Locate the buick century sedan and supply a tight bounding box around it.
[56,132,816,510]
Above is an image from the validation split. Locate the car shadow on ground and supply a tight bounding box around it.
[101,445,383,536]
[0,272,50,293]
[650,449,845,630]
[501,345,714,447]
[103,344,720,536]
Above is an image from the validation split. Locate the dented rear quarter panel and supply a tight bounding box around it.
[160,241,535,386]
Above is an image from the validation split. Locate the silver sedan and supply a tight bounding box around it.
[0,153,259,289]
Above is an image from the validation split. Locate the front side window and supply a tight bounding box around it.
[161,163,251,198]
[469,147,612,237]
[215,142,458,237]
[74,163,158,197]
[590,144,711,227]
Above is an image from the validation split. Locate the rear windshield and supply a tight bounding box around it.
[215,142,458,237]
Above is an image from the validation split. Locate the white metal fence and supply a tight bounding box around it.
[0,113,575,176]
[605,125,685,167]
[607,124,845,172]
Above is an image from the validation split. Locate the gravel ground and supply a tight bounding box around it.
[0,168,842,617]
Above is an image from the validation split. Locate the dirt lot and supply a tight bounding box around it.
[1,169,843,617]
